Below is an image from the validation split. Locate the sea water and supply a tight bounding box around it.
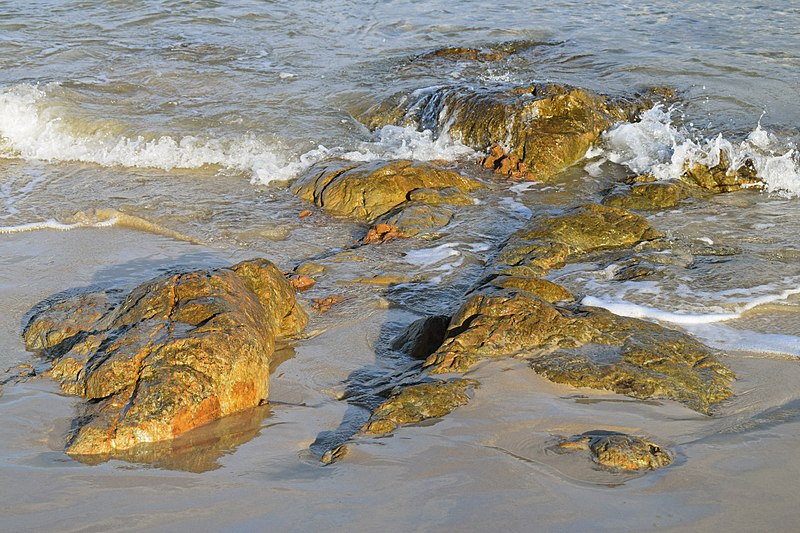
[1,1,800,531]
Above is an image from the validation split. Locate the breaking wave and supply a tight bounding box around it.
[0,83,475,185]
[597,105,800,197]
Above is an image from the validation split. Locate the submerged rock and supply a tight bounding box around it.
[360,84,657,181]
[602,181,689,211]
[498,204,664,274]
[422,289,733,413]
[361,379,478,436]
[555,430,671,471]
[293,159,480,222]
[24,259,307,455]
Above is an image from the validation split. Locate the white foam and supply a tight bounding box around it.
[403,243,461,267]
[582,285,800,325]
[0,83,475,185]
[600,105,800,197]
[0,217,119,234]
[683,324,800,357]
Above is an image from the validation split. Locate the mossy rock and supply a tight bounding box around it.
[293,159,480,222]
[360,84,657,181]
[421,289,733,414]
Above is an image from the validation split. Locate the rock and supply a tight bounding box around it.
[555,430,671,470]
[311,295,345,313]
[422,289,733,414]
[391,315,451,359]
[295,262,325,276]
[289,275,316,291]
[298,209,313,218]
[497,204,664,272]
[602,181,688,210]
[682,153,762,193]
[376,204,454,237]
[360,84,656,181]
[415,46,506,62]
[293,159,480,222]
[23,291,117,353]
[24,259,307,455]
[361,379,478,436]
[490,276,574,303]
[360,223,407,245]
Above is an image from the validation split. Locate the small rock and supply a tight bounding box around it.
[290,275,316,291]
[298,209,313,218]
[311,295,345,313]
[555,430,672,471]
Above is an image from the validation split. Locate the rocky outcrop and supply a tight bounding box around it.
[24,259,307,455]
[554,430,671,470]
[293,159,480,223]
[360,84,658,181]
[390,204,733,414]
[421,289,733,414]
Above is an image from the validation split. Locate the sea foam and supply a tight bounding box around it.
[582,285,800,325]
[600,105,800,197]
[0,83,475,185]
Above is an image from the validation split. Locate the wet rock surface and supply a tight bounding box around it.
[24,258,307,455]
[293,159,481,222]
[360,379,478,436]
[555,430,672,471]
[421,289,733,414]
[361,84,656,181]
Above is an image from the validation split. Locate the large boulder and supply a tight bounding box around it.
[293,159,480,222]
[422,289,733,414]
[360,84,656,181]
[24,258,307,455]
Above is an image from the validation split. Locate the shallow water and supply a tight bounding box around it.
[2,1,800,531]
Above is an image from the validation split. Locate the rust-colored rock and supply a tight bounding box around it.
[289,274,316,291]
[298,209,313,218]
[311,295,345,313]
[360,223,407,245]
[24,259,307,455]
[555,430,672,471]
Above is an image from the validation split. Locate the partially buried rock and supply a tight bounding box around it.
[293,159,480,222]
[360,84,659,181]
[361,379,479,436]
[421,289,733,414]
[23,258,307,456]
[555,430,672,471]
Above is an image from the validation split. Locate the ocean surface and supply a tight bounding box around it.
[1,1,800,531]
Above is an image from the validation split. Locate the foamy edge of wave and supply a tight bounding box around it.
[582,285,800,325]
[0,83,475,185]
[0,217,119,234]
[598,105,800,198]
